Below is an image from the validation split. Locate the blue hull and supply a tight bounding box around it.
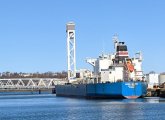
[55,82,147,99]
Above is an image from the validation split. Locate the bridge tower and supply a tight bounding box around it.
[66,22,76,82]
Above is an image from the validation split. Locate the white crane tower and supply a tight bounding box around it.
[66,22,76,82]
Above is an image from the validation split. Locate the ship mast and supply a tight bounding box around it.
[113,34,119,53]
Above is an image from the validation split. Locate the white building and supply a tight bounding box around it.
[145,72,159,88]
[159,73,165,85]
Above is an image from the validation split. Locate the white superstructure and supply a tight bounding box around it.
[87,35,144,83]
[132,52,143,80]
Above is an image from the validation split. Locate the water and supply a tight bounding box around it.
[0,94,165,120]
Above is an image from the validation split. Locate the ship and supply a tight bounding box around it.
[55,23,147,99]
[55,82,147,99]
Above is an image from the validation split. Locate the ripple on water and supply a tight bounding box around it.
[0,94,165,120]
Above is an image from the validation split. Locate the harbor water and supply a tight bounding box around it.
[0,94,165,120]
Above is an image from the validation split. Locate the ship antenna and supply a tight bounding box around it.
[113,33,119,51]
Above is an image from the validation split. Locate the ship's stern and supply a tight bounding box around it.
[122,81,147,99]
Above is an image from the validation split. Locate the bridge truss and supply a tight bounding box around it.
[0,78,67,89]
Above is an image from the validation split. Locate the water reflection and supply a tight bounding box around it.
[0,95,165,120]
[121,97,164,103]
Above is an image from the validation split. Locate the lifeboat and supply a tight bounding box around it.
[126,60,134,72]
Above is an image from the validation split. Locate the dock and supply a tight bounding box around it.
[146,88,165,98]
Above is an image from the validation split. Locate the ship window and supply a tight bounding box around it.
[109,66,115,70]
[117,46,127,51]
[76,73,80,78]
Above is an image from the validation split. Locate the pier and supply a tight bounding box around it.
[146,88,165,98]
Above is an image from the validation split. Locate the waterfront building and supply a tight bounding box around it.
[146,71,159,88]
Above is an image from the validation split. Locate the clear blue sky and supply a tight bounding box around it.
[0,0,165,73]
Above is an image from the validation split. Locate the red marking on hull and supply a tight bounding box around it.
[124,96,139,99]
